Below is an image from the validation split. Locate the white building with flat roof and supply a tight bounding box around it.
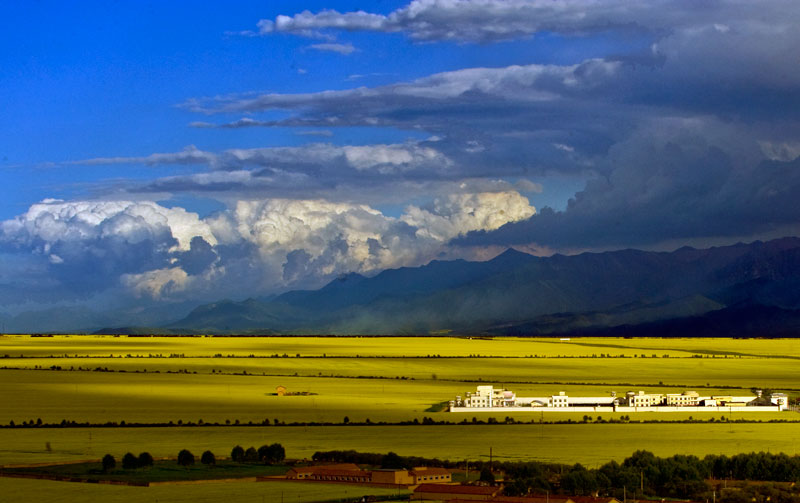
[449,386,787,412]
[461,385,516,408]
[627,391,664,407]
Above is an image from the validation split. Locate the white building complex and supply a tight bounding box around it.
[450,386,789,413]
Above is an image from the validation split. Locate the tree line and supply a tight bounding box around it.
[99,443,285,472]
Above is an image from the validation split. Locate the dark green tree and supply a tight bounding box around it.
[177,449,195,467]
[244,446,259,462]
[102,454,116,473]
[231,445,245,463]
[261,443,285,464]
[503,478,531,497]
[138,452,154,468]
[122,452,139,469]
[201,450,216,466]
[381,451,405,469]
[561,464,598,496]
[503,461,550,496]
[479,467,496,484]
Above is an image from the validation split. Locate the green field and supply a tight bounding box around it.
[0,476,409,503]
[0,336,800,424]
[1,335,799,502]
[1,335,798,425]
[0,368,794,425]
[1,424,799,467]
[4,334,800,358]
[2,459,290,484]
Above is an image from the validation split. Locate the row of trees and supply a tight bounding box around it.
[312,449,453,470]
[503,450,800,499]
[99,443,285,472]
[230,443,285,464]
[101,452,153,472]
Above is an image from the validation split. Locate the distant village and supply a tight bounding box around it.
[450,386,789,413]
[282,463,632,503]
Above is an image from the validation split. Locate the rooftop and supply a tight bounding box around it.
[414,483,499,495]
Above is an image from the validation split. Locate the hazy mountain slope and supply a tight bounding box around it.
[165,237,800,335]
[490,304,800,339]
[274,248,537,311]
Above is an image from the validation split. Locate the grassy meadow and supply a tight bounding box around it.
[4,334,800,358]
[1,424,799,467]
[0,367,794,425]
[0,476,409,503]
[1,335,798,425]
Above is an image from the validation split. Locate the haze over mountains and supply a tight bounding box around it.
[148,237,800,336]
[7,237,800,336]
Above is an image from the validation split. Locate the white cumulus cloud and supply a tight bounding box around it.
[308,42,357,55]
[0,191,536,302]
[122,267,191,299]
[0,200,215,252]
[402,191,536,241]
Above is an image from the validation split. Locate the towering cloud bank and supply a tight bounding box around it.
[0,192,535,303]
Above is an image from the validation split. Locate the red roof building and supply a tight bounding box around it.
[411,467,453,484]
[413,483,500,501]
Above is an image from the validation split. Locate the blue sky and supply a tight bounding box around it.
[2,1,800,327]
[0,0,632,217]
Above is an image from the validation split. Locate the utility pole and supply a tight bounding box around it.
[489,446,493,472]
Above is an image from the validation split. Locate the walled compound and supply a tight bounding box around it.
[449,385,789,413]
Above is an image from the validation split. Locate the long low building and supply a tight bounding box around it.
[450,386,789,412]
[412,483,500,501]
[420,490,622,503]
[286,463,452,486]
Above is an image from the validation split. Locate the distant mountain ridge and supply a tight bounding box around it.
[159,237,800,335]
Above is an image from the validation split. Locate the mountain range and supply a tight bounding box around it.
[144,237,800,336]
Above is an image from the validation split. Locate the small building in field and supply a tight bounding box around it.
[276,385,287,396]
[464,497,574,503]
[447,495,621,503]
[371,469,415,485]
[315,467,370,483]
[286,463,366,482]
[665,391,700,406]
[771,393,789,408]
[551,391,569,408]
[627,391,664,407]
[411,466,452,484]
[287,464,452,487]
[412,483,500,501]
[462,385,516,408]
[286,466,315,479]
[570,496,623,503]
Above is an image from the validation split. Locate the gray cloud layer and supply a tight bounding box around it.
[256,0,797,43]
[186,1,800,250]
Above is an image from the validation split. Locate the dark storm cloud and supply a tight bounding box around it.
[182,3,800,249]
[458,122,800,248]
